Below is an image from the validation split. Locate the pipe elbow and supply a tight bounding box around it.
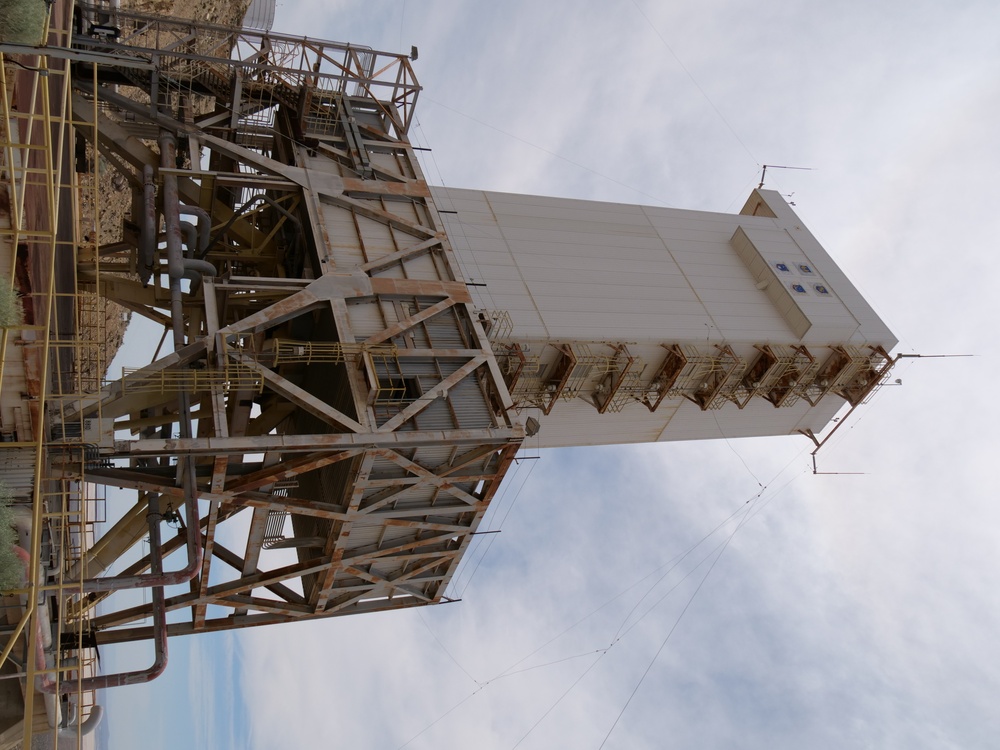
[60,704,105,738]
[182,259,216,294]
[184,258,217,278]
[180,221,198,257]
[179,204,211,254]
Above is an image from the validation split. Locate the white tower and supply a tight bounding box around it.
[435,187,896,448]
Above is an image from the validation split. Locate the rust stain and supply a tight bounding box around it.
[341,177,431,198]
[14,244,34,324]
[370,277,472,303]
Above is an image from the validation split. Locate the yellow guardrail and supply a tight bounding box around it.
[1,17,106,744]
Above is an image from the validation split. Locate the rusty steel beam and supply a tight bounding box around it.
[382,519,475,534]
[321,555,455,613]
[223,450,360,493]
[313,452,376,609]
[375,449,481,506]
[363,296,459,346]
[326,192,437,240]
[231,353,365,433]
[377,355,488,432]
[233,491,350,521]
[340,531,461,568]
[356,481,430,515]
[216,595,313,616]
[437,444,504,477]
[369,277,473,302]
[208,541,306,605]
[341,566,434,602]
[358,235,445,274]
[93,556,335,630]
[95,596,435,645]
[341,177,431,198]
[367,503,488,519]
[232,506,271,619]
[193,499,221,629]
[118,427,524,458]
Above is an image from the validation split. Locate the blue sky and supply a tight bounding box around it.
[97,1,1000,748]
[100,627,250,748]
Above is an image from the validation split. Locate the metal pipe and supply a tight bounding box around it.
[59,704,104,739]
[179,221,216,293]
[180,221,197,258]
[67,132,203,593]
[40,494,169,693]
[161,134,185,285]
[184,258,217,281]
[138,164,156,286]
[179,204,211,255]
[165,221,216,289]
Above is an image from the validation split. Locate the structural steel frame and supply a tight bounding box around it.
[58,5,523,646]
[1,7,522,738]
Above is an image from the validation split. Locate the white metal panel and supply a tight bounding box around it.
[431,186,895,448]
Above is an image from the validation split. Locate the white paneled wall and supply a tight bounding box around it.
[433,187,896,448]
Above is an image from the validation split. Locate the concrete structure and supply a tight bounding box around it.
[0,5,895,730]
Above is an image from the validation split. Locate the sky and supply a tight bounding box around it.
[97,1,1000,748]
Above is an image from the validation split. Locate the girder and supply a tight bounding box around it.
[53,7,523,644]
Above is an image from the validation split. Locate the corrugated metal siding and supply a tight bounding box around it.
[432,186,896,349]
[325,205,367,268]
[0,448,36,498]
[421,304,467,348]
[371,355,495,431]
[367,150,404,177]
[347,300,389,340]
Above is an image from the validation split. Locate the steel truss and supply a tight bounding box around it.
[36,7,523,651]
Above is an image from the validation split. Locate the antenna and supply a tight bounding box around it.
[758,164,815,189]
[811,454,865,476]
[805,352,973,473]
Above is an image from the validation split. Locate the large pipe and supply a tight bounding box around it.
[159,130,203,587]
[138,164,156,286]
[179,204,211,255]
[180,221,197,259]
[66,132,203,593]
[40,493,169,693]
[184,258,217,278]
[161,134,185,287]
[178,222,216,293]
[59,704,105,739]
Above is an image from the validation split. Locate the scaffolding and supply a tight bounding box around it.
[0,16,106,744]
